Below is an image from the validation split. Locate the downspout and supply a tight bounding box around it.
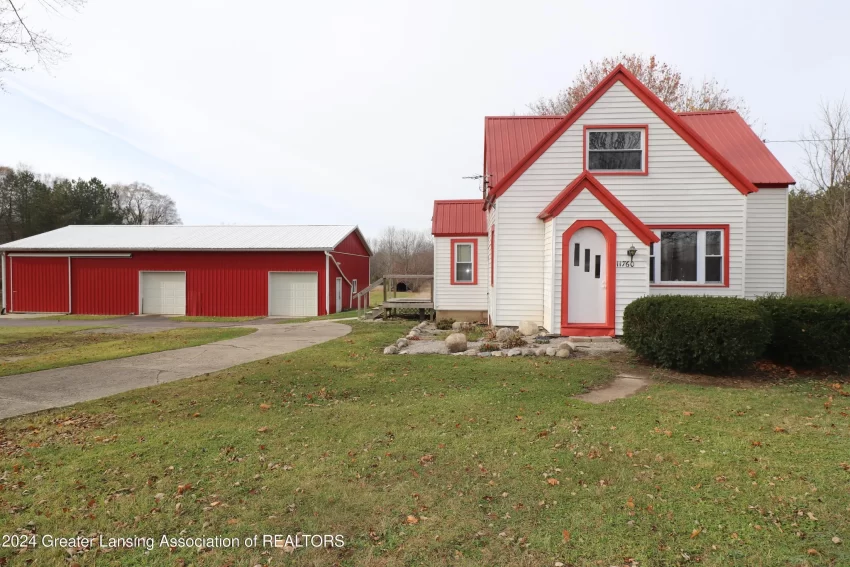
[325,254,329,315]
[325,252,354,308]
[1,252,5,314]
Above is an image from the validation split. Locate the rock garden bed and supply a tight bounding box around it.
[382,320,624,358]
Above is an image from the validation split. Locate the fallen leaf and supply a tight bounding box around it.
[626,497,635,509]
[257,426,269,433]
[807,512,817,521]
[259,403,271,410]
[177,483,192,495]
[833,536,842,544]
[192,413,201,418]
[547,478,560,486]
[807,548,818,556]
[773,427,786,433]
[690,528,701,539]
[683,411,694,416]
[562,529,570,542]
[405,515,419,525]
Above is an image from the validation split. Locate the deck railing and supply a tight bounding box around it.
[353,274,434,318]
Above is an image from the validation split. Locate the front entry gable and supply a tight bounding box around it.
[538,172,659,245]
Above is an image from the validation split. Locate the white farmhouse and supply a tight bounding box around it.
[432,65,794,336]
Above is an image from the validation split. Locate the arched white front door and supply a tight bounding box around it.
[567,227,606,324]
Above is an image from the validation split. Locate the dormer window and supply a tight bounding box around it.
[585,126,647,174]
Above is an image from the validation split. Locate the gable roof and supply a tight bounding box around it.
[484,116,563,188]
[538,172,659,246]
[485,64,760,202]
[432,199,488,236]
[0,224,372,254]
[679,110,795,187]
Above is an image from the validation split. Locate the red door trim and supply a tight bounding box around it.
[560,220,616,337]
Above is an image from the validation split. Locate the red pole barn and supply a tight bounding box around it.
[0,225,371,317]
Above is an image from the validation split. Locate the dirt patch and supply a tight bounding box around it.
[574,374,650,403]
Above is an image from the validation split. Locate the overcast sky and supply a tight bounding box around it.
[0,0,847,240]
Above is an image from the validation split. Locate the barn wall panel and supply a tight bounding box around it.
[333,231,370,256]
[69,251,328,316]
[9,256,70,313]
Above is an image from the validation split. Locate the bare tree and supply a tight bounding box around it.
[791,99,850,298]
[0,0,86,88]
[370,226,433,283]
[114,182,182,225]
[528,53,749,119]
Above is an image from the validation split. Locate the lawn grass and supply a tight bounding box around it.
[168,316,262,323]
[0,321,848,566]
[31,314,124,321]
[0,327,255,377]
[276,310,360,324]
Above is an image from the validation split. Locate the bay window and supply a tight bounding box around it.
[649,227,726,285]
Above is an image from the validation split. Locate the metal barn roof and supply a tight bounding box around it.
[431,200,488,236]
[678,110,795,187]
[0,225,368,252]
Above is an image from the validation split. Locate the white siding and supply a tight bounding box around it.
[542,221,554,332]
[551,189,649,334]
[434,236,488,311]
[745,189,788,297]
[495,80,746,328]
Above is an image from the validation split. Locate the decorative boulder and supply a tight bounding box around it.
[507,348,522,357]
[464,348,479,356]
[556,349,571,358]
[495,327,514,342]
[397,338,409,348]
[545,347,557,356]
[445,333,468,353]
[521,348,534,356]
[384,346,399,355]
[518,320,538,336]
[534,347,547,356]
[491,351,504,357]
[452,321,463,331]
[557,342,574,354]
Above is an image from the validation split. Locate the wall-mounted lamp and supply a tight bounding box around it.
[627,245,637,267]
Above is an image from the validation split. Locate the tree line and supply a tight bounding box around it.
[0,166,181,244]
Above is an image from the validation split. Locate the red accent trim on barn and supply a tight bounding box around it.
[560,220,616,337]
[582,124,649,176]
[647,224,731,288]
[486,65,758,201]
[538,172,659,246]
[450,238,479,285]
[333,229,372,257]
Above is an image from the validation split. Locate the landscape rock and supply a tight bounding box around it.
[557,342,573,354]
[507,348,522,357]
[464,348,480,356]
[445,333,468,353]
[477,352,491,358]
[534,347,547,356]
[518,320,538,336]
[396,338,409,348]
[521,348,534,356]
[495,328,514,342]
[556,349,571,358]
[383,346,399,355]
[545,347,557,356]
[491,351,504,357]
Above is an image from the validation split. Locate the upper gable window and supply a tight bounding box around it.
[585,127,647,174]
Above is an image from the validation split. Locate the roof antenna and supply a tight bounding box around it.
[462,174,488,196]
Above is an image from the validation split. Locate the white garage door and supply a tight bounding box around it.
[140,272,186,315]
[269,272,318,317]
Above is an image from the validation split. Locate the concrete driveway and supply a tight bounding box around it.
[0,321,351,419]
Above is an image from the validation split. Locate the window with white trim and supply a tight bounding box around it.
[649,229,724,284]
[454,242,474,283]
[352,279,358,294]
[587,129,645,172]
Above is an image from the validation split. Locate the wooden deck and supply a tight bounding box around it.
[381,298,434,320]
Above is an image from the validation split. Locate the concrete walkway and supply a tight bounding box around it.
[573,374,650,404]
[0,322,351,419]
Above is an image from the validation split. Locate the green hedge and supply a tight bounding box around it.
[622,295,772,373]
[756,296,850,371]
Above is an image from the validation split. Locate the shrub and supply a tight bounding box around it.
[436,318,455,331]
[480,342,501,352]
[622,295,772,373]
[501,331,527,349]
[756,295,850,371]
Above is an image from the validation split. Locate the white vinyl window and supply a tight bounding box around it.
[352,279,358,294]
[586,129,645,172]
[649,229,724,285]
[454,242,474,283]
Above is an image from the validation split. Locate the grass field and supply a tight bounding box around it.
[168,316,261,323]
[0,326,255,377]
[0,321,847,566]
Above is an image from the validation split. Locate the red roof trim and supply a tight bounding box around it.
[538,172,659,246]
[487,64,758,202]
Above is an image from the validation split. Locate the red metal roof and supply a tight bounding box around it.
[678,110,795,187]
[484,116,563,188]
[432,199,487,236]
